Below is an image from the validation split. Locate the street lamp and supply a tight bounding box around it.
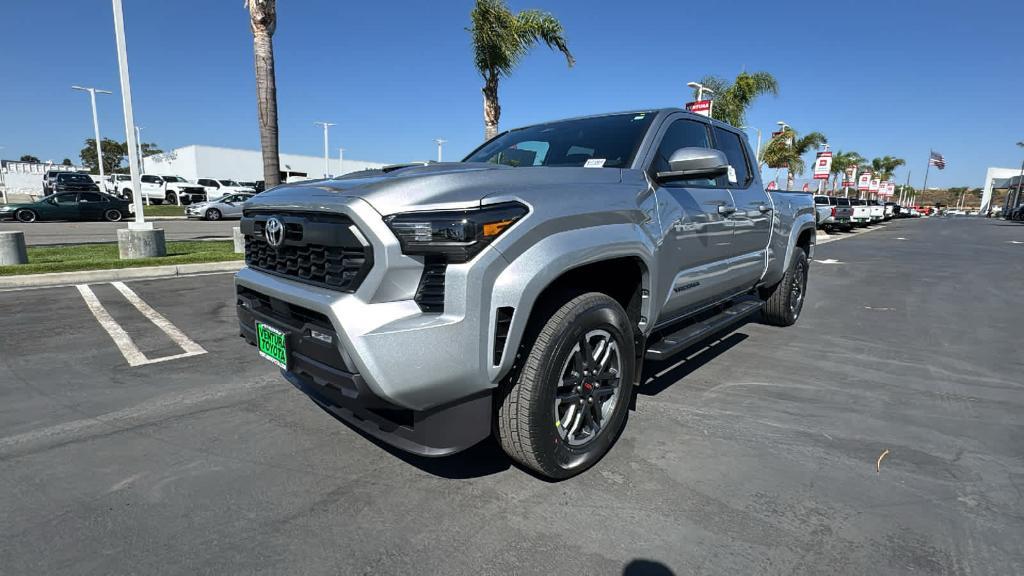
[434,139,447,162]
[72,85,113,181]
[338,147,346,176]
[686,82,714,117]
[314,121,335,178]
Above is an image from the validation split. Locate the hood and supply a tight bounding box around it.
[244,162,624,216]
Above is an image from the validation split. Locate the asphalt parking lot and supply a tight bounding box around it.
[0,219,238,245]
[1,217,1021,575]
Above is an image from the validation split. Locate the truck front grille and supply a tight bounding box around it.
[241,212,373,292]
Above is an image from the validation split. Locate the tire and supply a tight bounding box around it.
[205,208,222,221]
[496,292,635,480]
[14,209,37,223]
[165,192,179,205]
[122,189,133,202]
[103,209,123,222]
[761,248,809,327]
[152,199,164,205]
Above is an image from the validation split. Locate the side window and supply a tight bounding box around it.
[141,175,159,184]
[651,119,714,187]
[55,193,78,205]
[79,192,104,203]
[712,127,752,188]
[815,196,829,205]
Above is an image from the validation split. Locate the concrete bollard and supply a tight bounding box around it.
[233,226,245,254]
[117,228,167,260]
[0,231,29,265]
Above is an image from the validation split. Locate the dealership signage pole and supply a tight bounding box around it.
[812,144,832,194]
[685,82,714,118]
[434,138,447,163]
[72,85,112,182]
[338,147,346,176]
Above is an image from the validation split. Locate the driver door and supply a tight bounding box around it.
[46,193,81,221]
[648,116,738,322]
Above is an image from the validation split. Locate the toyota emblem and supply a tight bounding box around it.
[264,217,285,248]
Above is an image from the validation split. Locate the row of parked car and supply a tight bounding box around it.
[41,169,266,206]
[813,195,923,232]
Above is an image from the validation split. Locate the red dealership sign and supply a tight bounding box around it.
[685,100,712,117]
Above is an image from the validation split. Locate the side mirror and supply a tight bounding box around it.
[656,147,729,183]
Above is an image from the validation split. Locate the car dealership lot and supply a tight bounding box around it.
[1,218,1021,575]
[0,219,238,246]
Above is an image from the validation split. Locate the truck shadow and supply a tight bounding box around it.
[356,428,513,479]
[637,332,749,397]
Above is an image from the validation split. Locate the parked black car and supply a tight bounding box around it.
[52,172,101,195]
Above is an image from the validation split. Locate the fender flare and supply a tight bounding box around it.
[783,213,817,272]
[486,224,656,383]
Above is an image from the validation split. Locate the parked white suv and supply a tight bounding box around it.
[109,174,207,205]
[196,178,256,201]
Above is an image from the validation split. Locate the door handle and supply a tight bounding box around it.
[758,204,773,213]
[717,205,736,216]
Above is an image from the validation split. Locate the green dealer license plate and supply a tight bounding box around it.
[256,322,288,369]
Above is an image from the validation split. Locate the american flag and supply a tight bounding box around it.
[929,150,946,170]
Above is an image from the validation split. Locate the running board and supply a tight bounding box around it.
[644,299,762,361]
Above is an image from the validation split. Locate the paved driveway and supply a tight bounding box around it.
[1,217,1021,575]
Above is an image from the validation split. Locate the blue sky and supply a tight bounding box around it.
[4,0,1022,188]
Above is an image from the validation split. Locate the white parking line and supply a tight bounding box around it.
[111,282,206,356]
[76,284,149,367]
[76,282,207,367]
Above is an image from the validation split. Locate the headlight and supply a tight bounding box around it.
[383,202,528,263]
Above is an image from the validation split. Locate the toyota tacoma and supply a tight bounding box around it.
[235,109,816,479]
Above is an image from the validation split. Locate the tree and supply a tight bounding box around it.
[19,155,40,163]
[61,158,73,166]
[246,0,281,187]
[760,127,827,190]
[869,156,905,181]
[79,138,127,174]
[469,0,574,140]
[140,143,164,158]
[828,150,864,194]
[691,71,778,128]
[1017,141,1023,148]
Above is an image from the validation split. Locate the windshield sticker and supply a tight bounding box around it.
[727,165,738,184]
[584,158,607,168]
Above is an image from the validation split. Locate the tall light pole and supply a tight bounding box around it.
[314,121,335,178]
[338,147,346,176]
[686,82,714,117]
[434,139,447,162]
[111,0,149,230]
[775,121,790,189]
[72,85,112,181]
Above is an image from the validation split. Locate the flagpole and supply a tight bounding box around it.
[922,150,932,198]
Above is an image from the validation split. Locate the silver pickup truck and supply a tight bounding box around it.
[235,109,816,478]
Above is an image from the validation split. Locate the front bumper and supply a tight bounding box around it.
[233,197,511,456]
[236,289,490,456]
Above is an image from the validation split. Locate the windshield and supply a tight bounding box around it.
[59,173,93,184]
[219,180,240,186]
[464,112,656,169]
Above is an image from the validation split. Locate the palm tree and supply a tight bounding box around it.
[246,0,281,187]
[761,128,827,190]
[691,71,778,128]
[1017,141,1023,148]
[469,0,574,140]
[828,150,863,194]
[870,156,905,181]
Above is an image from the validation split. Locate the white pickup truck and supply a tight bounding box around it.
[108,174,207,205]
[849,199,873,227]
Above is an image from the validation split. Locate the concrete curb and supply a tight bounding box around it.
[0,260,244,290]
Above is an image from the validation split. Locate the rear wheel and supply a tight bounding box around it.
[14,209,37,223]
[496,293,634,479]
[205,208,222,221]
[761,248,808,327]
[165,192,179,205]
[103,209,123,222]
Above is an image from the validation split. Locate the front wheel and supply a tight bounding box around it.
[496,293,635,479]
[205,208,222,221]
[761,248,809,326]
[15,209,37,223]
[165,192,179,206]
[103,209,123,222]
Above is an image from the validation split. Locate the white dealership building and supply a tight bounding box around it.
[142,145,388,183]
